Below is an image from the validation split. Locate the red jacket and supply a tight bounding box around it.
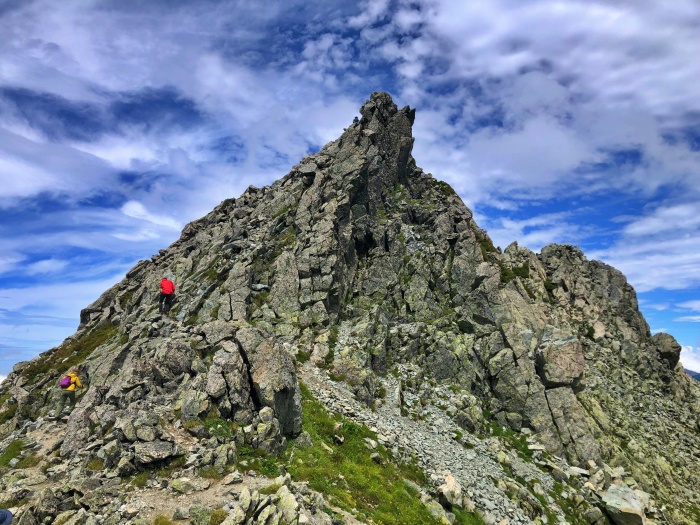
[160,278,175,294]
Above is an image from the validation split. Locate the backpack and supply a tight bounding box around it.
[59,375,72,389]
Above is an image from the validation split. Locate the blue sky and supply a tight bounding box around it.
[1,0,700,380]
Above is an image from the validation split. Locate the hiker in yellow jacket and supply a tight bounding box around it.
[54,368,82,418]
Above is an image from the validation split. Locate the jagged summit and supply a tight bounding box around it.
[1,92,699,524]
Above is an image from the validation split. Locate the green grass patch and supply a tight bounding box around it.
[156,455,186,479]
[285,383,484,525]
[0,439,25,466]
[687,506,700,524]
[322,326,339,367]
[453,507,489,525]
[21,321,117,385]
[198,465,225,480]
[272,204,294,219]
[489,424,533,460]
[119,289,135,308]
[15,453,40,469]
[130,470,151,488]
[0,496,28,509]
[152,515,175,525]
[435,180,457,197]
[253,291,270,309]
[260,482,282,495]
[0,403,17,424]
[478,235,498,260]
[204,416,235,439]
[273,227,298,255]
[543,278,558,292]
[500,264,529,284]
[236,446,281,477]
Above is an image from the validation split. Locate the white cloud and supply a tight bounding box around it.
[26,259,69,275]
[675,316,700,323]
[0,254,24,275]
[120,201,181,230]
[681,345,700,373]
[678,301,700,312]
[0,274,125,318]
[643,303,670,311]
[623,204,700,237]
[0,374,6,384]
[348,0,390,28]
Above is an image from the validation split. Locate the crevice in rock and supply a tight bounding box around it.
[234,341,262,411]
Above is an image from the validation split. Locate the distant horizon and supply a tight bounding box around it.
[1,0,699,376]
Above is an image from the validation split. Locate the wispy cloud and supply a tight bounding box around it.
[678,301,700,311]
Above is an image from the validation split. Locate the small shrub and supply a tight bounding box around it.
[198,466,224,480]
[543,278,557,292]
[153,515,175,525]
[253,292,270,308]
[513,265,529,278]
[259,457,280,477]
[585,325,595,340]
[131,470,150,488]
[500,266,516,283]
[210,508,228,525]
[260,482,282,495]
[156,455,186,479]
[87,457,105,471]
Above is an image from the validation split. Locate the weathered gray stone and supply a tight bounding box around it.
[536,327,585,390]
[248,340,302,436]
[602,485,645,525]
[133,440,178,464]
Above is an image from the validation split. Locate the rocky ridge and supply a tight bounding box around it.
[1,92,699,525]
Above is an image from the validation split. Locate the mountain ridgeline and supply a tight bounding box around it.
[1,92,699,525]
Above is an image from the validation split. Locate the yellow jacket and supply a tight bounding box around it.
[63,372,82,391]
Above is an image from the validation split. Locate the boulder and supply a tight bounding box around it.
[602,485,645,525]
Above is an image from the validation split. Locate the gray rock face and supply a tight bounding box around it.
[535,327,585,390]
[1,91,699,525]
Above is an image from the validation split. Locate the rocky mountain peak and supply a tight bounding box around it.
[1,92,699,525]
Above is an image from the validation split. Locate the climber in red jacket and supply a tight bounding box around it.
[159,277,176,315]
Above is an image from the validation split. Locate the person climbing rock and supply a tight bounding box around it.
[54,368,82,418]
[159,276,176,316]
